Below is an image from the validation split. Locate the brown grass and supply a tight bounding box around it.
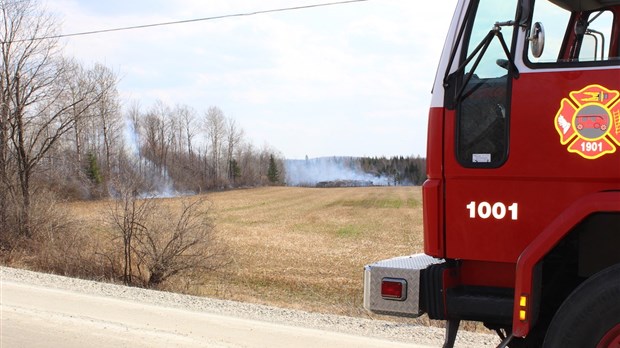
[65,186,424,318]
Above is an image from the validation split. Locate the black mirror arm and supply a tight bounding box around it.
[454,30,495,102]
[446,24,520,107]
[495,27,519,79]
[446,28,496,106]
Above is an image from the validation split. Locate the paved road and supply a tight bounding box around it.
[1,280,433,348]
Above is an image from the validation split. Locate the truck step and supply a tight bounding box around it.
[446,286,514,325]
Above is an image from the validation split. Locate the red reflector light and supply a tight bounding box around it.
[381,278,407,301]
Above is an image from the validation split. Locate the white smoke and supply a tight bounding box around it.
[285,157,390,186]
[124,118,140,158]
[122,118,178,198]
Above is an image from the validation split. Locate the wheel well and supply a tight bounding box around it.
[577,213,620,277]
[536,213,620,329]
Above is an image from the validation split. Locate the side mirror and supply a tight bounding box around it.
[529,22,545,58]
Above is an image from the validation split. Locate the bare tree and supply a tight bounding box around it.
[123,100,143,171]
[108,174,152,285]
[67,60,89,166]
[1,0,109,236]
[107,172,226,287]
[63,59,118,198]
[135,197,224,287]
[0,61,12,230]
[176,104,197,157]
[90,63,121,178]
[204,106,226,187]
[141,101,175,174]
[225,117,244,185]
[236,142,255,186]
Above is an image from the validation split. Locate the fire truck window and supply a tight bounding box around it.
[528,1,614,63]
[456,0,515,167]
[528,1,570,63]
[578,11,613,61]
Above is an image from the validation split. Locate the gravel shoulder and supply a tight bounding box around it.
[0,267,499,347]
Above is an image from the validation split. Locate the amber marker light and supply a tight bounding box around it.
[519,295,528,321]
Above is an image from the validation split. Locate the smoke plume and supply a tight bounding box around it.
[285,157,390,187]
[121,118,178,198]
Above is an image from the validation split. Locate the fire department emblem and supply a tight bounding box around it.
[554,84,620,159]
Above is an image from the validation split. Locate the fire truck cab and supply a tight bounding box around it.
[364,0,620,347]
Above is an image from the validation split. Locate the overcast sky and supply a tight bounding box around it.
[46,0,457,159]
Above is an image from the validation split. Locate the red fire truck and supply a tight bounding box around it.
[364,0,620,347]
[576,115,607,130]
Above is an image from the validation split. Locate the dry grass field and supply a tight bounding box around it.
[67,186,424,318]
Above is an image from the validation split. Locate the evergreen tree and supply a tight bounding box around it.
[267,154,279,184]
[86,152,103,185]
[229,159,241,185]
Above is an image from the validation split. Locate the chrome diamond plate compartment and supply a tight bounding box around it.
[363,253,444,317]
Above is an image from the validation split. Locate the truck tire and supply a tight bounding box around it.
[543,263,620,348]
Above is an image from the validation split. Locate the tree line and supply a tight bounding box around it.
[359,155,426,186]
[122,102,285,197]
[285,156,426,187]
